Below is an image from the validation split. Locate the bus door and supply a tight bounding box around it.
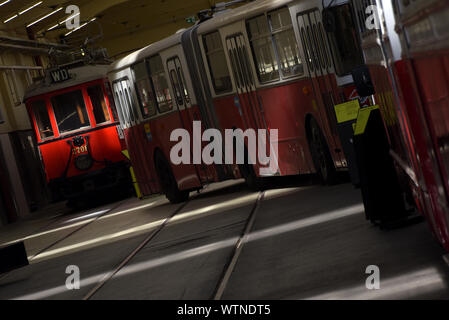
[113,79,153,196]
[226,34,267,132]
[297,11,344,166]
[225,34,268,165]
[167,57,214,184]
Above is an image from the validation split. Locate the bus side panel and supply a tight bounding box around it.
[257,80,316,176]
[211,95,246,177]
[143,111,202,192]
[179,104,221,183]
[124,127,155,197]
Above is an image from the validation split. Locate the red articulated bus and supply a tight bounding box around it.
[350,0,449,252]
[108,0,366,203]
[24,64,131,205]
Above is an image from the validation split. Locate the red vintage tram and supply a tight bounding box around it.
[108,0,366,203]
[24,63,131,204]
[349,0,449,252]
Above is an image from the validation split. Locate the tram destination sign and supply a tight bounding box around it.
[50,68,72,84]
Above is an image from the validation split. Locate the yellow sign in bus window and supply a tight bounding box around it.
[334,100,361,124]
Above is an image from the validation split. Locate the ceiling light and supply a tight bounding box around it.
[47,23,58,31]
[64,17,97,36]
[60,12,79,24]
[4,14,17,23]
[0,0,11,8]
[46,12,80,31]
[27,7,62,28]
[19,1,42,15]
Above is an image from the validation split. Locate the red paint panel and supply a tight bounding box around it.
[39,126,124,181]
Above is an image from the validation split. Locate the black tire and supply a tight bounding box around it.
[154,152,189,204]
[239,160,265,191]
[308,118,337,185]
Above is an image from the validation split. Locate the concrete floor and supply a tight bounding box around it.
[0,179,448,300]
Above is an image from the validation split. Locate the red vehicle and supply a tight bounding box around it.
[24,64,131,204]
[350,0,449,252]
[108,0,365,203]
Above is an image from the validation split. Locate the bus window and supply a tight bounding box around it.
[269,7,304,77]
[319,22,333,69]
[148,55,173,113]
[177,67,190,104]
[203,31,233,95]
[87,85,111,125]
[124,87,137,123]
[325,3,364,76]
[51,90,90,134]
[247,15,280,83]
[132,61,157,119]
[307,26,321,73]
[300,27,314,72]
[105,81,120,122]
[32,100,54,139]
[169,69,184,106]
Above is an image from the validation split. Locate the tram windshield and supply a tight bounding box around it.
[51,90,91,134]
[32,100,54,140]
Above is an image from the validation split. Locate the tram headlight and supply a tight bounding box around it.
[75,155,93,171]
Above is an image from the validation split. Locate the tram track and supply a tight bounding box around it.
[82,200,190,300]
[0,200,127,283]
[1,184,265,299]
[213,191,265,300]
[81,189,266,300]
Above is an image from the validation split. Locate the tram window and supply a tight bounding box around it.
[132,61,157,118]
[51,90,90,134]
[87,85,111,125]
[247,15,280,83]
[32,100,53,139]
[269,8,304,77]
[326,4,364,76]
[203,32,233,94]
[148,55,173,113]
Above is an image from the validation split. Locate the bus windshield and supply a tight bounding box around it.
[51,90,91,134]
[326,3,364,76]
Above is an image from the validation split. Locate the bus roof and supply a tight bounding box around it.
[108,0,316,75]
[24,64,109,101]
[108,31,184,74]
[197,0,294,35]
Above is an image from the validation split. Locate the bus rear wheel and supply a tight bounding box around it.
[308,118,337,185]
[154,152,189,204]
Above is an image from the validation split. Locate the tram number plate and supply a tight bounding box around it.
[73,145,88,155]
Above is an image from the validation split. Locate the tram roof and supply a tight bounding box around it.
[24,64,109,101]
